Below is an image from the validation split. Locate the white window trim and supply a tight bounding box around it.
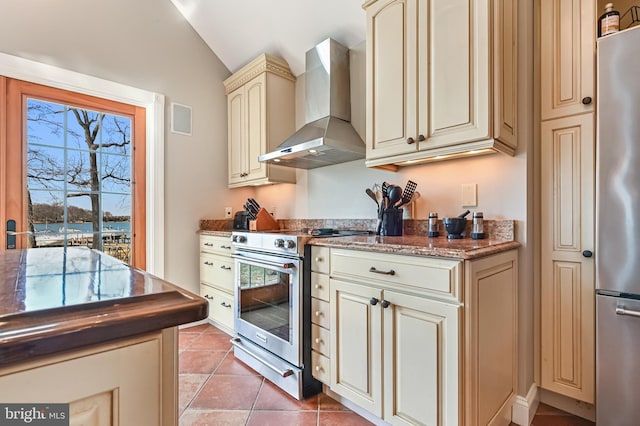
[0,52,165,277]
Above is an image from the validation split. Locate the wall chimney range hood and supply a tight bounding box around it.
[258,38,365,169]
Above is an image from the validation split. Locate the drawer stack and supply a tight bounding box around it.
[199,234,234,332]
[310,246,330,383]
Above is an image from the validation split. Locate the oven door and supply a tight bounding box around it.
[232,251,302,367]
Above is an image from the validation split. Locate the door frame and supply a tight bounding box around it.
[0,52,165,276]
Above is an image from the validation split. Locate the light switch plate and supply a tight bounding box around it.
[461,184,477,206]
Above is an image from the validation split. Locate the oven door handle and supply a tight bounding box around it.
[232,253,297,271]
[230,338,294,377]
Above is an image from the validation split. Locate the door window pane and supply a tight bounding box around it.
[26,98,133,264]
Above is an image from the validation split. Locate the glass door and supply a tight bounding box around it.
[1,77,146,268]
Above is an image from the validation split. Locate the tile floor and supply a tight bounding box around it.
[178,323,373,425]
[179,323,593,426]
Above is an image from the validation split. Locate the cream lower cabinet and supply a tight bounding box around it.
[0,329,177,426]
[540,113,595,403]
[310,246,331,383]
[363,0,517,168]
[325,247,518,426]
[200,234,235,332]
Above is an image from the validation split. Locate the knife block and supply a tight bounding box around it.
[249,208,279,231]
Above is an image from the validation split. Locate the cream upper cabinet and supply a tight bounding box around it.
[540,114,595,403]
[363,0,517,169]
[540,0,596,120]
[224,54,296,187]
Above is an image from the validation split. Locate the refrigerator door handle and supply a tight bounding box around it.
[615,307,640,318]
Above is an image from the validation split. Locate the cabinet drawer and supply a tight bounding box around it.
[200,253,234,292]
[311,272,330,302]
[331,249,462,301]
[200,235,233,256]
[311,323,330,356]
[311,298,330,329]
[200,284,234,331]
[311,351,330,384]
[310,246,330,274]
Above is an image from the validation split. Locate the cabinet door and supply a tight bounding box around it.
[383,290,460,426]
[422,0,490,150]
[365,0,418,159]
[540,113,595,403]
[330,279,382,417]
[227,86,246,184]
[244,73,267,181]
[540,0,595,120]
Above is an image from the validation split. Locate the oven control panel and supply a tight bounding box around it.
[231,231,307,257]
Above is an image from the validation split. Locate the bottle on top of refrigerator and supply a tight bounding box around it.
[599,3,620,37]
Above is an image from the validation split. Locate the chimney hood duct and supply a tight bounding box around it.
[258,38,365,169]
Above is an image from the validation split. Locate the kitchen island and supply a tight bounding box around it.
[0,246,208,425]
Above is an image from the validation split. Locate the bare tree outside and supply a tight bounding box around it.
[26,98,133,261]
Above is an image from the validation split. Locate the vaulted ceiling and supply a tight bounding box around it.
[170,0,367,76]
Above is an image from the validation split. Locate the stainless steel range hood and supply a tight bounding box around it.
[258,38,365,169]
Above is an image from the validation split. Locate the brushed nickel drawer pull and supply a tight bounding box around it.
[369,266,395,276]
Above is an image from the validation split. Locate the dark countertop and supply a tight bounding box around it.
[0,247,208,366]
[309,234,520,260]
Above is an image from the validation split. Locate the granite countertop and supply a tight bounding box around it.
[199,218,519,260]
[0,247,208,366]
[309,234,520,260]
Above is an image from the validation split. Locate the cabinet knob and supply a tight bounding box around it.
[315,257,323,263]
[314,284,321,289]
[406,137,415,145]
[315,365,322,372]
[583,250,593,258]
[418,134,425,142]
[381,299,391,309]
[369,297,379,306]
[315,337,322,344]
[315,311,323,317]
[582,96,592,105]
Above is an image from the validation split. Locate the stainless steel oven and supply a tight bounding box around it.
[233,249,301,367]
[230,230,321,400]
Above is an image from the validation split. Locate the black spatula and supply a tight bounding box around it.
[396,180,417,207]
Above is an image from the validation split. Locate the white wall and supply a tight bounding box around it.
[0,0,254,293]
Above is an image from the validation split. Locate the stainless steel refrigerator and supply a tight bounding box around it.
[596,26,640,425]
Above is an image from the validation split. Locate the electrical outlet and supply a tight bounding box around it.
[224,207,232,218]
[270,206,276,216]
[461,184,477,207]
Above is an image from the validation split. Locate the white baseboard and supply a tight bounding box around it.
[511,383,539,425]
